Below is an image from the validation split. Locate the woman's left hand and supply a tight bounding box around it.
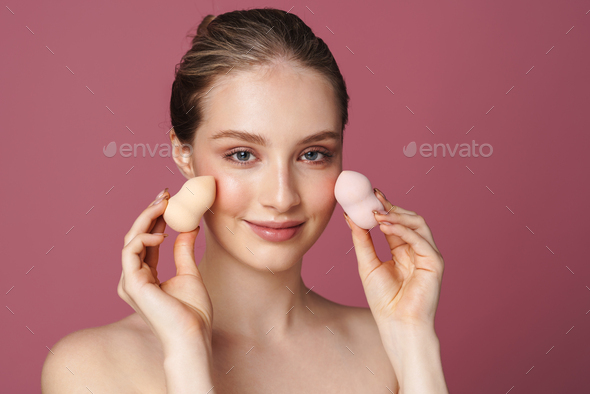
[343,188,445,329]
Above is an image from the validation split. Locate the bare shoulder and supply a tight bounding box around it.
[309,292,399,392]
[331,300,389,358]
[41,314,162,394]
[309,292,384,347]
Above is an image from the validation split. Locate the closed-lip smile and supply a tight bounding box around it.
[245,220,304,229]
[244,220,305,242]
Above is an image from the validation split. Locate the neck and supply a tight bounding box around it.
[198,233,312,345]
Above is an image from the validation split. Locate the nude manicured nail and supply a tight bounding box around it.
[156,188,169,199]
[343,212,352,230]
[374,188,386,199]
[152,194,169,206]
[152,233,169,237]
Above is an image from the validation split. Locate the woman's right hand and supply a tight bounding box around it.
[118,188,214,352]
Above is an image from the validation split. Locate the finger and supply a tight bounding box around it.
[141,206,168,263]
[146,190,169,232]
[372,190,407,249]
[373,210,439,253]
[343,212,383,280]
[145,215,167,269]
[122,233,168,281]
[124,192,170,247]
[379,223,442,274]
[139,191,170,262]
[173,227,201,277]
[373,190,440,252]
[374,189,417,216]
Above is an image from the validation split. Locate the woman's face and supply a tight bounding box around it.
[190,63,342,271]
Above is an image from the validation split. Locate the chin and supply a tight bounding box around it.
[244,241,308,271]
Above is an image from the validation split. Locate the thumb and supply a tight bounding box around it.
[173,226,200,276]
[343,212,382,280]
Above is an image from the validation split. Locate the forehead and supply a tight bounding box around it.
[200,64,341,144]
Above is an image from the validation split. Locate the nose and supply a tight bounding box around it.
[260,162,301,213]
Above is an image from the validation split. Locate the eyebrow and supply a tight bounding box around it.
[209,129,341,146]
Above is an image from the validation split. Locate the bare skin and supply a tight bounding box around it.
[69,294,398,393]
[42,63,402,393]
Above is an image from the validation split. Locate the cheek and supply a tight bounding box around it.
[212,173,252,215]
[193,151,253,218]
[200,168,252,217]
[304,173,338,216]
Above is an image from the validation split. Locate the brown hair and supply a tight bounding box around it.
[169,7,350,146]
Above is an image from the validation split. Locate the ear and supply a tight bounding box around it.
[169,129,196,179]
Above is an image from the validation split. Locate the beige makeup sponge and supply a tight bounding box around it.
[163,176,216,232]
[334,170,384,230]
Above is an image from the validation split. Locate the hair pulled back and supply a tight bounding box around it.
[170,8,350,146]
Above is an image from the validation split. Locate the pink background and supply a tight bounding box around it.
[2,0,590,392]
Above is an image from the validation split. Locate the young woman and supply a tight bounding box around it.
[42,8,448,393]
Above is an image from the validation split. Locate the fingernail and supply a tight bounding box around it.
[156,188,168,199]
[343,212,352,230]
[152,233,169,237]
[378,221,393,226]
[374,188,386,199]
[373,210,388,215]
[151,194,169,206]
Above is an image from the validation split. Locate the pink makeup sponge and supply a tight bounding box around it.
[163,176,216,232]
[334,171,384,230]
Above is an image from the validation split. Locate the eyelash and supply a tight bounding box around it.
[223,147,334,166]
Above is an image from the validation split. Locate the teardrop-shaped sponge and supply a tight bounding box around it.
[163,176,216,232]
[334,171,384,230]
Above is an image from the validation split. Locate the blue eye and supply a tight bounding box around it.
[304,151,319,161]
[223,148,334,166]
[235,151,251,161]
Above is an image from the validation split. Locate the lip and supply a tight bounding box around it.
[245,220,304,242]
[245,220,305,229]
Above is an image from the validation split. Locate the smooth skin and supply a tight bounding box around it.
[346,192,449,393]
[119,194,213,350]
[41,61,447,393]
